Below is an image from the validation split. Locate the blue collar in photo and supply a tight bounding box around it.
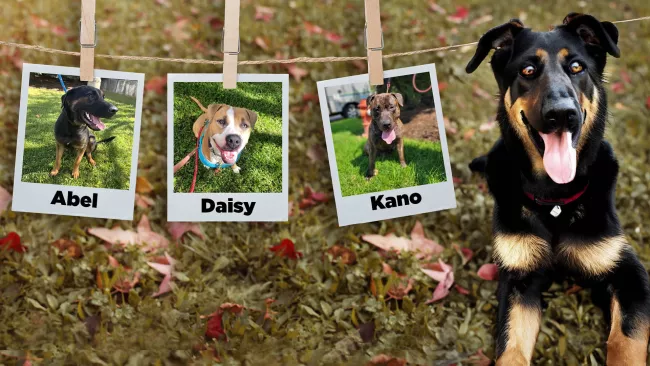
[198,131,241,169]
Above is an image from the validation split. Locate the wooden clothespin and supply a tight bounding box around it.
[222,0,241,89]
[364,0,384,85]
[79,0,97,81]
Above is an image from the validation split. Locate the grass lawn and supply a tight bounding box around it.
[331,118,447,196]
[21,87,136,190]
[173,82,283,193]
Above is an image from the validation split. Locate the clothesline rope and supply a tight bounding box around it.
[0,16,648,66]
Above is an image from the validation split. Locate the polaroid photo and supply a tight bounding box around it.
[12,63,144,220]
[167,74,289,222]
[317,64,456,226]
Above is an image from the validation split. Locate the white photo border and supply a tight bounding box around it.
[166,74,289,222]
[12,63,144,220]
[317,64,456,226]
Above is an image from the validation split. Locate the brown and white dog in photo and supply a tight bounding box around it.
[363,93,406,180]
[190,97,258,173]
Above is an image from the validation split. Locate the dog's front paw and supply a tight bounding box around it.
[88,159,96,167]
[232,165,241,174]
[72,169,80,179]
[400,161,407,168]
[50,169,59,176]
[365,169,378,181]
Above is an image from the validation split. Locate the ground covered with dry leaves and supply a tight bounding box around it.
[1,1,650,365]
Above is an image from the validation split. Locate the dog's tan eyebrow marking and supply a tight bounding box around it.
[556,235,627,276]
[493,233,551,272]
[504,88,546,176]
[577,88,599,153]
[536,49,549,63]
[557,48,569,61]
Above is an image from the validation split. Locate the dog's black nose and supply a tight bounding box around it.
[226,134,241,149]
[109,105,118,114]
[542,99,579,130]
[381,120,392,128]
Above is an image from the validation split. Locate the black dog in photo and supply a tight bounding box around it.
[50,86,118,179]
[467,13,650,365]
[363,92,406,179]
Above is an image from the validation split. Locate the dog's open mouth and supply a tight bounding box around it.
[381,128,396,144]
[521,110,583,184]
[82,111,106,131]
[210,137,241,165]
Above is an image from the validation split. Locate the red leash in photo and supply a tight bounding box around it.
[172,126,204,193]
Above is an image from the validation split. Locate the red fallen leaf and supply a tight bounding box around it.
[303,21,323,35]
[0,186,12,214]
[146,252,176,297]
[428,2,446,14]
[455,284,470,295]
[255,6,275,22]
[206,16,224,30]
[88,214,169,252]
[51,238,82,258]
[285,64,308,82]
[382,263,414,300]
[166,18,191,42]
[254,36,269,51]
[447,6,469,23]
[366,354,407,366]
[421,259,454,303]
[135,176,154,194]
[362,221,443,260]
[30,15,49,28]
[463,128,476,141]
[288,201,294,217]
[327,245,357,264]
[477,263,499,280]
[325,32,343,44]
[444,117,457,135]
[438,81,448,92]
[145,76,167,95]
[471,15,494,27]
[453,244,473,265]
[135,194,155,208]
[452,177,463,186]
[270,238,303,260]
[620,70,632,84]
[101,255,140,293]
[205,311,225,339]
[51,25,68,36]
[467,348,492,366]
[0,232,26,253]
[611,82,624,94]
[167,222,204,241]
[646,96,650,109]
[479,119,497,132]
[264,298,277,320]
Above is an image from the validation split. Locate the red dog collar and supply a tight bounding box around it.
[524,183,589,206]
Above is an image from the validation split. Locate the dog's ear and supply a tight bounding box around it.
[466,19,525,74]
[366,94,376,107]
[562,13,620,58]
[391,93,404,107]
[245,109,258,129]
[206,104,228,120]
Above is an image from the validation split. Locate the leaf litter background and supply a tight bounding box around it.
[1,1,649,365]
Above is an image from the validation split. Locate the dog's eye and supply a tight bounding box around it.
[520,65,536,77]
[240,123,249,129]
[217,118,227,126]
[570,61,584,74]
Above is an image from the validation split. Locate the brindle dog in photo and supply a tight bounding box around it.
[467,13,650,365]
[51,86,118,179]
[363,93,406,180]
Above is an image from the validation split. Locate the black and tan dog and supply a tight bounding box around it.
[467,13,650,365]
[363,93,406,179]
[51,86,118,179]
[190,97,257,174]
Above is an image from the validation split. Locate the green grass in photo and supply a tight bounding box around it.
[21,87,136,190]
[331,118,447,196]
[173,82,283,193]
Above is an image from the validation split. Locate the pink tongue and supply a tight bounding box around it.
[382,129,396,144]
[540,130,576,184]
[91,115,105,130]
[222,150,237,164]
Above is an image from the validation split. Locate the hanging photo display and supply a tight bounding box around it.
[317,64,456,226]
[167,73,289,222]
[11,63,145,220]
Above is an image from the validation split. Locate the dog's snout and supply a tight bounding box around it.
[108,105,118,114]
[380,120,392,127]
[542,99,579,130]
[226,134,241,149]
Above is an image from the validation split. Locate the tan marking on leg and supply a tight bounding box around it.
[86,151,96,167]
[494,233,551,272]
[71,149,85,179]
[558,48,569,61]
[557,235,627,276]
[535,49,549,63]
[607,297,649,366]
[50,142,64,176]
[497,299,541,366]
[577,88,599,153]
[504,89,546,176]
